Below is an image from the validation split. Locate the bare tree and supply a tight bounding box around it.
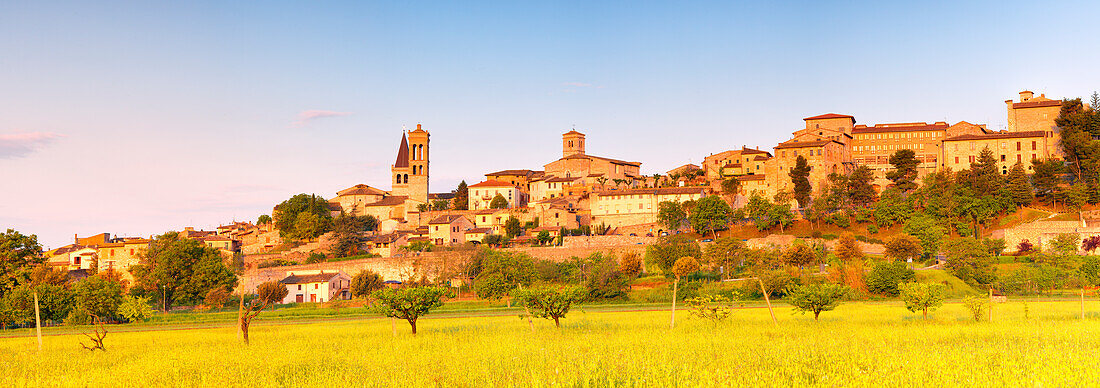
[238,281,288,344]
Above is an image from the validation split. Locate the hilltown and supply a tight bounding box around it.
[28,90,1098,304]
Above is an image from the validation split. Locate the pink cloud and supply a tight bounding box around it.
[0,131,64,159]
[292,110,352,126]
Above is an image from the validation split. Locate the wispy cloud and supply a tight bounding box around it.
[0,132,64,159]
[563,82,592,87]
[291,110,352,126]
[560,81,605,93]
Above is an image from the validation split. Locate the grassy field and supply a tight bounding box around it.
[3,299,1100,386]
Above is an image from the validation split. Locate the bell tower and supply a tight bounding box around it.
[390,131,411,198]
[562,130,585,158]
[406,124,430,204]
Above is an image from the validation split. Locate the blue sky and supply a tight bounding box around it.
[2,1,1099,248]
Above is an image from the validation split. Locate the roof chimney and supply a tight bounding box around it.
[416,123,422,130]
[1020,90,1034,101]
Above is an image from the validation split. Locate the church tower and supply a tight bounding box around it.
[391,124,429,204]
[562,130,585,158]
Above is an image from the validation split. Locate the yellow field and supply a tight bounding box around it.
[3,300,1099,387]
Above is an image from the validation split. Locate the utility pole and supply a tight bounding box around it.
[34,291,43,351]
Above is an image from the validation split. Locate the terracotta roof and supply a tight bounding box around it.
[394,133,410,168]
[804,113,855,120]
[852,122,949,134]
[1013,100,1061,109]
[429,192,456,200]
[945,131,1048,141]
[596,187,709,196]
[738,174,766,181]
[200,235,233,242]
[741,147,770,155]
[326,202,343,211]
[363,196,409,207]
[564,130,584,136]
[368,233,404,243]
[753,155,770,161]
[530,226,561,232]
[338,184,387,197]
[474,209,498,215]
[466,228,491,234]
[774,139,842,149]
[558,153,641,167]
[279,272,344,284]
[485,169,536,177]
[546,176,576,183]
[469,180,516,188]
[428,214,469,224]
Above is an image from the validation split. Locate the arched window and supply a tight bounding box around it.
[403,174,408,183]
[396,174,401,184]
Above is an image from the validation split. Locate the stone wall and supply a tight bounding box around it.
[237,252,471,293]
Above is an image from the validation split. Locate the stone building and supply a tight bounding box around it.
[851,122,948,189]
[484,169,543,193]
[543,130,642,182]
[427,214,475,246]
[702,147,771,180]
[1005,90,1063,158]
[590,187,710,229]
[942,131,1050,174]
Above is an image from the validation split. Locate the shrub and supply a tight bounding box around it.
[898,282,947,319]
[962,295,987,322]
[306,252,327,264]
[784,283,849,321]
[119,295,155,323]
[864,261,915,296]
[204,288,229,309]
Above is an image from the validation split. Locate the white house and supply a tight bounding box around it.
[278,270,352,304]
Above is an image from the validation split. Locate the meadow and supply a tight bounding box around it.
[3,299,1100,387]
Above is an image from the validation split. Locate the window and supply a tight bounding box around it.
[1017,155,1022,163]
[1016,142,1021,151]
[314,284,318,289]
[1032,141,1037,150]
[298,285,302,290]
[1000,155,1005,162]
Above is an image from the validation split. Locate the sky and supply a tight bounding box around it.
[2,1,1099,249]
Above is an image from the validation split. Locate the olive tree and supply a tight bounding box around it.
[511,286,585,328]
[372,286,448,335]
[898,282,947,320]
[785,283,848,321]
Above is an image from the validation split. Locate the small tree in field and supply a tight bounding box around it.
[962,295,987,322]
[238,281,288,344]
[785,283,848,321]
[118,295,154,323]
[898,282,947,319]
[204,288,229,309]
[372,286,448,335]
[512,286,585,328]
[670,256,700,328]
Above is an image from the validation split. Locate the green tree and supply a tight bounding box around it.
[204,288,229,309]
[962,295,988,322]
[873,188,914,227]
[780,243,818,277]
[942,238,995,285]
[330,214,379,257]
[657,201,687,231]
[689,196,731,238]
[1055,98,1100,182]
[886,149,920,192]
[865,261,915,296]
[453,181,469,210]
[1005,161,1034,206]
[645,235,702,276]
[1067,182,1088,210]
[512,286,585,328]
[489,193,509,209]
[835,233,863,264]
[898,282,947,319]
[472,250,534,300]
[256,214,272,225]
[431,199,451,211]
[350,270,385,298]
[0,229,43,297]
[687,293,738,326]
[71,275,124,321]
[884,235,922,262]
[273,193,333,239]
[1031,158,1065,202]
[720,177,740,198]
[129,232,239,311]
[785,283,848,321]
[789,155,812,208]
[1049,233,1080,256]
[703,237,746,278]
[848,166,878,206]
[118,295,155,323]
[294,212,328,241]
[983,238,1007,257]
[372,286,448,335]
[619,252,643,278]
[904,213,946,258]
[504,216,522,238]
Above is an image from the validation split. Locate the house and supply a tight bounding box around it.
[468,180,528,210]
[427,214,475,246]
[464,228,492,244]
[278,270,352,303]
[591,187,711,228]
[365,233,408,257]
